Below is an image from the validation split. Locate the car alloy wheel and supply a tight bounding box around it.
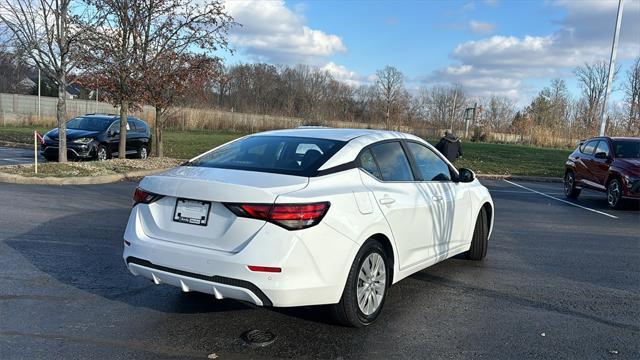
[607,179,621,208]
[140,147,148,160]
[356,252,387,316]
[564,173,574,196]
[97,147,107,161]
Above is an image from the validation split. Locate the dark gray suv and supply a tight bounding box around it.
[41,114,152,161]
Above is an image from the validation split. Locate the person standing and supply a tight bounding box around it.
[435,130,463,162]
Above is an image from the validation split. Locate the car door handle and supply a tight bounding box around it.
[432,195,444,202]
[379,198,396,205]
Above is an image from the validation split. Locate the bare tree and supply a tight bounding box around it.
[624,56,640,133]
[0,47,35,93]
[419,85,466,131]
[144,54,222,157]
[0,0,87,162]
[483,95,515,132]
[135,0,233,157]
[574,61,618,134]
[375,66,404,129]
[78,0,147,159]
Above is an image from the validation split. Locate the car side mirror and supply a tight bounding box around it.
[457,168,476,183]
[594,152,609,159]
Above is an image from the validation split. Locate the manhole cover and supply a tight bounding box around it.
[242,329,276,347]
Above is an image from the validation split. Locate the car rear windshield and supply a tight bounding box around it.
[67,117,111,131]
[187,135,346,176]
[612,140,640,159]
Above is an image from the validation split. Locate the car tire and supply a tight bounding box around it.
[564,171,581,199]
[43,155,56,162]
[96,145,109,162]
[607,178,623,210]
[465,207,488,261]
[330,240,390,327]
[137,145,149,160]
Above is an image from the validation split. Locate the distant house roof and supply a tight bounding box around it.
[66,84,82,96]
[17,77,36,90]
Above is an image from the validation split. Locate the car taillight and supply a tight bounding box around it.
[133,187,163,205]
[224,202,330,230]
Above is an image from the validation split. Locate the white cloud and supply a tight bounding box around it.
[224,0,347,64]
[469,20,496,34]
[461,2,475,12]
[321,62,366,87]
[429,0,640,103]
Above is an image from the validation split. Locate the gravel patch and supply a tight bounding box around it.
[0,157,183,178]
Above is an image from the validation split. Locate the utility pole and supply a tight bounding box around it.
[599,0,624,136]
[449,88,458,131]
[38,68,41,121]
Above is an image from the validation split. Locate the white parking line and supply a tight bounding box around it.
[503,180,618,219]
[489,189,604,198]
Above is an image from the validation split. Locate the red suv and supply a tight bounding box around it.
[564,137,640,209]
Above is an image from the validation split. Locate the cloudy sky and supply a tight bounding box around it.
[222,0,640,105]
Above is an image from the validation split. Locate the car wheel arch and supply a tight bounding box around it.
[368,233,395,284]
[347,230,398,285]
[605,170,622,185]
[606,173,623,193]
[481,202,493,236]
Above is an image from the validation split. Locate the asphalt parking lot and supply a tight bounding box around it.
[0,146,45,166]
[0,179,638,359]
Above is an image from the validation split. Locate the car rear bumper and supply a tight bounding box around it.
[126,257,272,305]
[122,206,359,307]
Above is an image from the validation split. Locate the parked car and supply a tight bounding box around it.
[41,114,152,161]
[564,136,640,209]
[123,128,494,327]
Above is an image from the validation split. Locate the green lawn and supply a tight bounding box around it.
[0,126,243,160]
[431,141,571,177]
[161,130,244,159]
[0,126,571,177]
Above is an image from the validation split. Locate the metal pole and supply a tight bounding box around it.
[449,89,458,132]
[34,130,38,174]
[599,0,624,136]
[38,68,41,121]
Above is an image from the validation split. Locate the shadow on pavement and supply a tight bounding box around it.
[6,208,253,315]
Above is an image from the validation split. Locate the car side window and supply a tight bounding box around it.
[108,121,119,134]
[595,140,610,156]
[359,148,383,180]
[134,120,147,133]
[127,120,137,132]
[407,142,452,181]
[367,142,414,181]
[581,140,598,155]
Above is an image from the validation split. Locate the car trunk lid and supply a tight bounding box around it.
[136,166,309,252]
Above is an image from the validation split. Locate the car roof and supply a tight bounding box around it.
[251,127,435,171]
[609,137,639,141]
[256,127,412,142]
[585,136,639,141]
[76,114,144,122]
[189,127,453,175]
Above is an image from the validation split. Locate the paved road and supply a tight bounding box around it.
[0,146,45,166]
[0,180,638,359]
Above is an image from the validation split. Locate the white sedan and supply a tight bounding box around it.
[123,128,493,327]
